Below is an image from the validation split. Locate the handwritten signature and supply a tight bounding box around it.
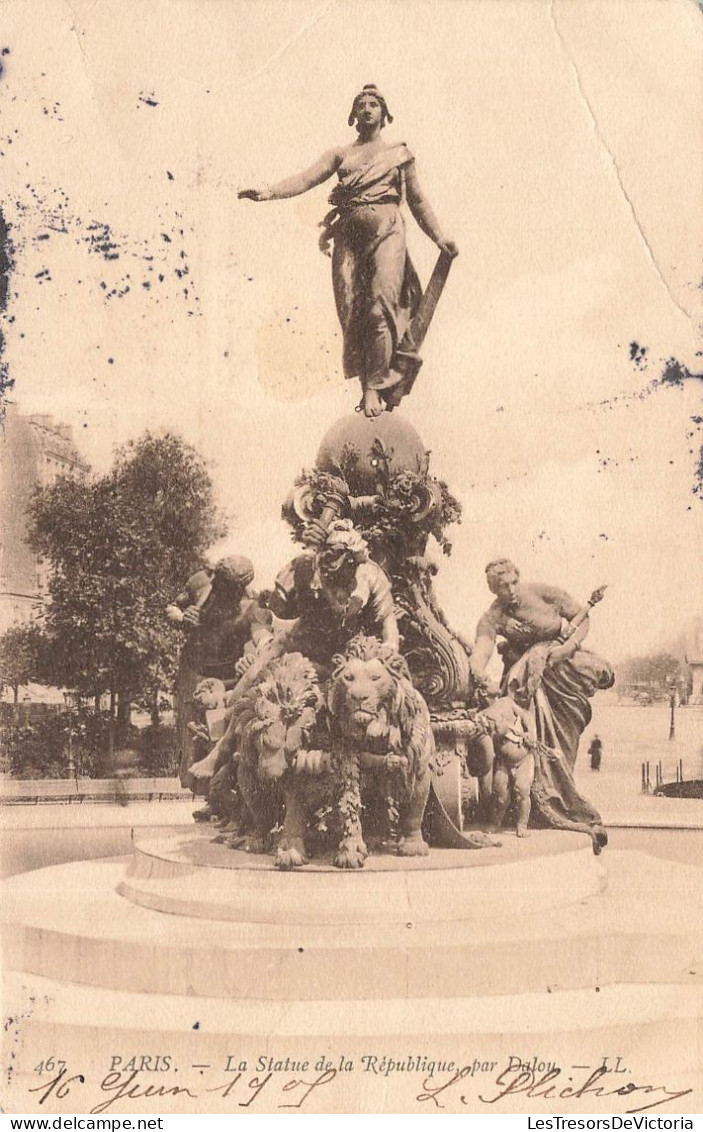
[417,1064,693,1113]
[29,1066,338,1113]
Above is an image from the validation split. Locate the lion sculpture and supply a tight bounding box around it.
[327,635,434,868]
[223,636,434,870]
[227,651,329,868]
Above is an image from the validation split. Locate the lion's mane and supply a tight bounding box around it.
[228,651,322,766]
[328,635,434,794]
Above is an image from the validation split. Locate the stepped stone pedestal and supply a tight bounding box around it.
[2,827,702,1114]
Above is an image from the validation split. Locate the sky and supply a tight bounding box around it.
[1,0,701,662]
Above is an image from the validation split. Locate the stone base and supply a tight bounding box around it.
[117,825,600,928]
[2,828,702,1114]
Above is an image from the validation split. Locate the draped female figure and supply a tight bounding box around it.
[239,85,457,417]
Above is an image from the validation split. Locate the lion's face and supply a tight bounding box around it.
[332,657,397,739]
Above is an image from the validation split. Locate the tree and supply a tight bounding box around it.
[617,652,685,700]
[0,622,45,721]
[28,431,226,756]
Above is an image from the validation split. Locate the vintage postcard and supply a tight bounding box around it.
[1,0,701,1117]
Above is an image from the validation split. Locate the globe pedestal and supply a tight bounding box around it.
[315,412,429,493]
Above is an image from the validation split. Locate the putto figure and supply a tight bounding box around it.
[239,84,458,418]
[467,694,537,838]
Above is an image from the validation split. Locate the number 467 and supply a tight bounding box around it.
[34,1057,66,1075]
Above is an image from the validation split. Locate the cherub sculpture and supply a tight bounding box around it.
[466,695,536,838]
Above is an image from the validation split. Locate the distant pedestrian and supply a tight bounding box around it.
[589,735,603,771]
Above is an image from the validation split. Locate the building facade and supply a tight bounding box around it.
[0,403,88,634]
[685,619,703,706]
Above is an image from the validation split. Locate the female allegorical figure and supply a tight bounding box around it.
[239,85,457,418]
[471,559,614,852]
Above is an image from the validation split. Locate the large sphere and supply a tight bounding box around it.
[316,413,427,494]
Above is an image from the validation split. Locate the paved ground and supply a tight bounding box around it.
[0,799,195,878]
[576,702,703,820]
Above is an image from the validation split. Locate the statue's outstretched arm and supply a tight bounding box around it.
[548,614,590,666]
[364,565,400,652]
[228,632,287,703]
[239,148,340,201]
[470,614,497,679]
[381,612,400,653]
[405,163,458,258]
[567,614,590,647]
[535,583,590,657]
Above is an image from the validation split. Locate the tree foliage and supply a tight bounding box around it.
[1,711,113,779]
[0,621,46,704]
[1,711,178,780]
[28,431,226,721]
[616,652,686,698]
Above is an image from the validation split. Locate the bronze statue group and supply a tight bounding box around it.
[166,87,614,869]
[168,537,612,866]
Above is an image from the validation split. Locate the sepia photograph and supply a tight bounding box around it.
[1,0,702,1117]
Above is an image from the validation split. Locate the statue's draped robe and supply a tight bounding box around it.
[321,145,422,392]
[503,641,614,851]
